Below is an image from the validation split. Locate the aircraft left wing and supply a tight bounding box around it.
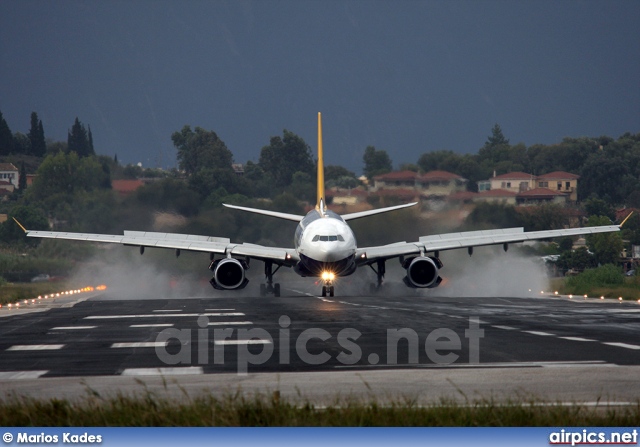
[21,227,299,266]
[356,224,622,264]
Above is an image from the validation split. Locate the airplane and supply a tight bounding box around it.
[15,113,627,298]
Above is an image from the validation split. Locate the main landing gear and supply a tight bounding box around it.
[368,259,385,294]
[260,261,281,297]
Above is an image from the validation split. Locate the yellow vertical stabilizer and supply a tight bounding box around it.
[316,112,325,212]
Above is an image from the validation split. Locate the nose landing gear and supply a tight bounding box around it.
[321,271,335,297]
[321,283,334,297]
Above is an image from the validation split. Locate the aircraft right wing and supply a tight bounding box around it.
[356,224,622,264]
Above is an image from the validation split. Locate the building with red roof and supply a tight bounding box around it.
[112,179,144,196]
[485,170,580,203]
[516,187,568,205]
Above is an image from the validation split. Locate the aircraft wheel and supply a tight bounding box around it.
[274,283,281,297]
[260,284,266,297]
[321,286,327,297]
[329,286,334,297]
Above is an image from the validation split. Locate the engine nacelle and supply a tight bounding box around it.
[209,258,249,290]
[402,256,443,289]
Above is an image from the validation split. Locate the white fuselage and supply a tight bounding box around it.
[294,209,357,277]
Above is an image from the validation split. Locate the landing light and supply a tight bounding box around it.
[321,271,335,281]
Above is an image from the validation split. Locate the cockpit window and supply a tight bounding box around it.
[312,235,344,242]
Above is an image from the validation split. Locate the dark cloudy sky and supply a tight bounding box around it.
[1,0,639,174]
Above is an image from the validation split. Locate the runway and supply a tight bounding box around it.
[1,284,640,404]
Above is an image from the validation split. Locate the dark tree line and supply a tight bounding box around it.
[0,110,96,159]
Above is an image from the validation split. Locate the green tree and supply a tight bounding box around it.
[67,118,94,157]
[417,150,461,173]
[579,154,630,204]
[258,130,314,188]
[28,112,46,157]
[586,215,623,265]
[242,160,272,198]
[0,111,14,156]
[12,133,30,155]
[325,165,360,189]
[583,197,615,221]
[88,125,94,154]
[288,171,314,202]
[131,178,200,217]
[557,246,595,272]
[46,139,67,156]
[518,203,567,231]
[28,152,108,201]
[465,203,524,230]
[363,145,392,180]
[172,126,233,175]
[188,167,251,200]
[478,124,510,165]
[0,204,49,245]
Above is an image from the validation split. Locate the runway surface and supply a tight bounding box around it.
[1,284,640,404]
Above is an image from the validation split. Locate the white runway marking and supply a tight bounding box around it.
[6,344,64,351]
[207,321,253,326]
[50,326,97,330]
[85,312,244,319]
[204,308,236,311]
[523,330,555,336]
[111,342,168,348]
[214,339,272,345]
[0,370,48,379]
[492,325,517,330]
[560,336,596,342]
[130,323,174,328]
[121,367,203,376]
[152,309,183,312]
[603,342,640,350]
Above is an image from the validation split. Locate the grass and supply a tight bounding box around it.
[552,265,640,300]
[0,391,638,426]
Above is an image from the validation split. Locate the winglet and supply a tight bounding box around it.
[12,217,27,233]
[620,211,634,228]
[316,112,325,213]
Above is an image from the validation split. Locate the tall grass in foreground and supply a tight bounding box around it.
[0,392,638,426]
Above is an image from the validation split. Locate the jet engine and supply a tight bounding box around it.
[209,258,249,290]
[402,256,443,289]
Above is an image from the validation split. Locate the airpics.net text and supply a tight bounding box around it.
[154,316,485,374]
